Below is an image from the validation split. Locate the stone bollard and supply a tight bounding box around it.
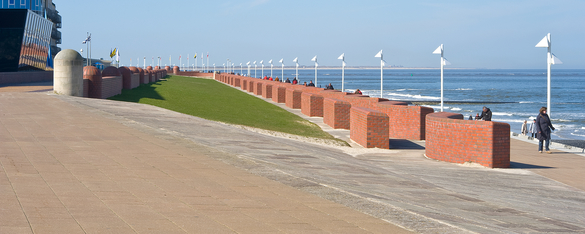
[53,49,84,96]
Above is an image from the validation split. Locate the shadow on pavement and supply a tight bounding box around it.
[389,139,425,150]
[509,161,554,169]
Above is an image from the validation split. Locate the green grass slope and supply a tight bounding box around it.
[109,75,340,141]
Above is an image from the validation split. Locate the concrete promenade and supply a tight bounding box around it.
[1,82,585,233]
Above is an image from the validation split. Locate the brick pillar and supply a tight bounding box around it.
[301,93,324,117]
[285,88,302,109]
[323,98,351,129]
[350,107,389,149]
[272,85,286,103]
[262,83,273,99]
[248,80,255,93]
[254,82,263,96]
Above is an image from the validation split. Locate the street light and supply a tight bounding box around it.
[247,61,251,77]
[240,63,243,75]
[374,50,385,98]
[293,57,299,81]
[338,53,345,92]
[279,58,284,81]
[253,61,257,78]
[311,56,318,86]
[535,33,563,118]
[269,59,273,78]
[260,60,264,78]
[433,44,451,112]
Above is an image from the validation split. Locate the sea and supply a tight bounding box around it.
[253,68,585,140]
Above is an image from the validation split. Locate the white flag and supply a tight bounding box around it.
[311,56,317,62]
[338,53,344,60]
[279,58,283,63]
[253,61,256,65]
[535,35,550,48]
[293,57,298,63]
[260,60,263,64]
[374,50,383,58]
[442,58,451,66]
[432,44,443,54]
[551,54,563,64]
[269,59,273,64]
[342,61,346,67]
[247,61,250,66]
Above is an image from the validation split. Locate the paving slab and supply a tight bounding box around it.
[0,91,412,233]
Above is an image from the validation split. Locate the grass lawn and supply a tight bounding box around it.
[109,75,341,141]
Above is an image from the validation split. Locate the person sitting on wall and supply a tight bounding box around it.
[264,75,268,80]
[307,81,315,87]
[303,82,307,86]
[477,106,492,121]
[325,83,334,90]
[275,76,280,82]
[285,78,291,83]
[354,89,362,95]
[269,77,273,81]
[292,77,298,84]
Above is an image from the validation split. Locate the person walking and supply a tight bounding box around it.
[521,120,528,135]
[536,107,555,154]
[529,119,537,138]
[477,106,492,121]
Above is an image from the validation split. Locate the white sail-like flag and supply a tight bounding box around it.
[432,45,443,55]
[293,57,298,63]
[375,50,383,58]
[279,58,283,63]
[269,59,272,64]
[339,53,345,91]
[535,35,549,48]
[442,58,451,65]
[551,54,562,64]
[375,50,384,98]
[311,56,318,67]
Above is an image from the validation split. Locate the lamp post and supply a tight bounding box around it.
[260,60,264,78]
[223,63,225,73]
[535,33,562,118]
[240,63,243,74]
[374,50,385,98]
[338,53,345,92]
[311,56,318,86]
[293,57,299,81]
[269,59,273,78]
[213,63,215,73]
[247,61,251,77]
[253,61,257,78]
[433,44,451,112]
[279,59,284,81]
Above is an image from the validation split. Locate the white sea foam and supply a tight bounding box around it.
[493,119,525,123]
[385,92,440,100]
[519,101,534,104]
[450,107,462,111]
[570,133,585,137]
[454,88,472,91]
[492,112,513,116]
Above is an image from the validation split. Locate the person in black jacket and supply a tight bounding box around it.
[536,107,555,154]
[307,81,315,87]
[477,106,492,121]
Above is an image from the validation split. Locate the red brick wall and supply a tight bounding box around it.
[285,88,302,109]
[254,82,263,96]
[301,93,324,117]
[350,107,389,149]
[131,74,140,89]
[248,80,255,93]
[262,83,273,99]
[101,76,122,99]
[242,79,248,90]
[323,98,351,129]
[376,101,434,140]
[272,85,286,103]
[425,112,510,168]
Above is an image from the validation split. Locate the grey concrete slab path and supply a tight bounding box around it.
[0,91,412,234]
[2,80,585,234]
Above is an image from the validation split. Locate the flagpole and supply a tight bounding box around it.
[311,56,318,86]
[547,34,551,117]
[338,53,345,92]
[279,59,284,81]
[269,60,273,78]
[374,50,383,98]
[261,60,264,78]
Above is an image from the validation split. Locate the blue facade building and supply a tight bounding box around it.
[0,0,61,72]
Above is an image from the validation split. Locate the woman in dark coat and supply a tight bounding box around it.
[535,107,555,153]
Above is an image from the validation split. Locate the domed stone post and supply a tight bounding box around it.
[54,49,84,96]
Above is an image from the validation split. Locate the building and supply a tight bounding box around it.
[0,0,61,72]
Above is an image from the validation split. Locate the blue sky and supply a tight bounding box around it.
[59,0,584,69]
